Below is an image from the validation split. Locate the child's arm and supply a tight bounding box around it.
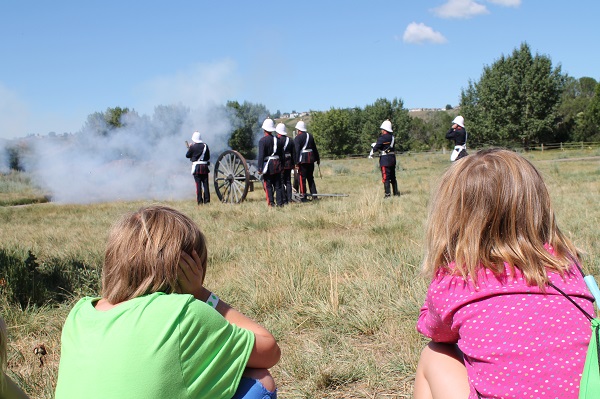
[213,298,281,369]
[417,276,460,343]
[178,251,281,369]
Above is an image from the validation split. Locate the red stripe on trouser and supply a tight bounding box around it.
[299,173,305,194]
[381,167,387,183]
[263,181,271,205]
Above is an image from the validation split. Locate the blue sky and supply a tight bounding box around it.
[1,0,598,139]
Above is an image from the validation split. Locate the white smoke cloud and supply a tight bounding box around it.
[21,60,242,204]
[0,139,8,173]
[432,0,489,19]
[135,59,239,112]
[22,104,234,204]
[0,83,29,140]
[401,23,448,44]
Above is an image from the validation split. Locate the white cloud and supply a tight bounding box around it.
[0,83,29,139]
[487,0,521,6]
[432,0,489,19]
[402,22,448,44]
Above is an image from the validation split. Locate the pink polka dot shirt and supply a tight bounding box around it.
[417,264,594,399]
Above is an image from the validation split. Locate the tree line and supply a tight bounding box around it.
[312,43,599,156]
[4,42,599,170]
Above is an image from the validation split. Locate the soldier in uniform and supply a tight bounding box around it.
[293,120,320,202]
[276,123,295,205]
[370,120,399,198]
[185,131,211,204]
[257,118,284,207]
[445,115,468,161]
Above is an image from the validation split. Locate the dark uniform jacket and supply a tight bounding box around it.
[294,132,320,165]
[372,132,396,167]
[185,142,210,174]
[445,127,467,146]
[257,134,284,174]
[278,135,296,170]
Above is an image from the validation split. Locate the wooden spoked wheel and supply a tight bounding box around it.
[213,150,250,203]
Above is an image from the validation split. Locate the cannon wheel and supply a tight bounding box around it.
[213,150,250,203]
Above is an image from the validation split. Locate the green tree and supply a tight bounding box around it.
[309,98,410,156]
[105,107,130,129]
[310,108,360,156]
[82,112,108,136]
[407,111,453,151]
[577,83,600,142]
[390,98,411,151]
[460,42,565,147]
[557,76,598,142]
[407,117,431,151]
[430,111,455,149]
[81,107,133,136]
[361,98,410,151]
[226,101,270,159]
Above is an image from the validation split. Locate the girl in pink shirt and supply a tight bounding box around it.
[414,149,594,399]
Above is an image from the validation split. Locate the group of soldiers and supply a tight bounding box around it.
[257,118,320,207]
[186,116,467,205]
[185,118,321,207]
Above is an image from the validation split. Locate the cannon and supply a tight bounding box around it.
[212,150,259,203]
[212,150,348,203]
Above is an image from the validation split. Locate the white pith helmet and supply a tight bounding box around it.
[261,118,276,132]
[295,120,307,132]
[452,116,465,128]
[275,123,287,136]
[380,119,393,132]
[191,131,202,143]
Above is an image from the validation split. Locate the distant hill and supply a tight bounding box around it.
[275,114,313,136]
[409,108,459,122]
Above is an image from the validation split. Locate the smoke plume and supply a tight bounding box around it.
[9,60,256,204]
[23,105,233,204]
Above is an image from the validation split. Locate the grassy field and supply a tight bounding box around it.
[1,149,600,398]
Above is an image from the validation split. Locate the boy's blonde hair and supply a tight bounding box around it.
[423,148,578,288]
[102,205,207,304]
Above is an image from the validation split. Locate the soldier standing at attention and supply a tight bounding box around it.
[257,118,284,207]
[276,123,295,205]
[445,115,468,161]
[186,131,211,205]
[293,120,320,202]
[370,120,399,198]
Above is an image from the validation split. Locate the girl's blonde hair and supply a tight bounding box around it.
[101,205,207,304]
[423,148,578,288]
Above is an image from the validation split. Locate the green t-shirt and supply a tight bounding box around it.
[55,293,254,399]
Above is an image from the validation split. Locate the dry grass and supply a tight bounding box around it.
[1,149,599,398]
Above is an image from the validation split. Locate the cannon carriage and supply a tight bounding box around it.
[212,150,347,203]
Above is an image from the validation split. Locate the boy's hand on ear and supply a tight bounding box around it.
[178,250,209,301]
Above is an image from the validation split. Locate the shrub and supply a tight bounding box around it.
[0,248,100,309]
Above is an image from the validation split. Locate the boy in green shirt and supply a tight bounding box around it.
[55,205,280,399]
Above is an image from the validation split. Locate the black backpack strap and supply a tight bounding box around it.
[548,281,594,321]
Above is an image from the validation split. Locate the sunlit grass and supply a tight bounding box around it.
[1,149,599,398]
